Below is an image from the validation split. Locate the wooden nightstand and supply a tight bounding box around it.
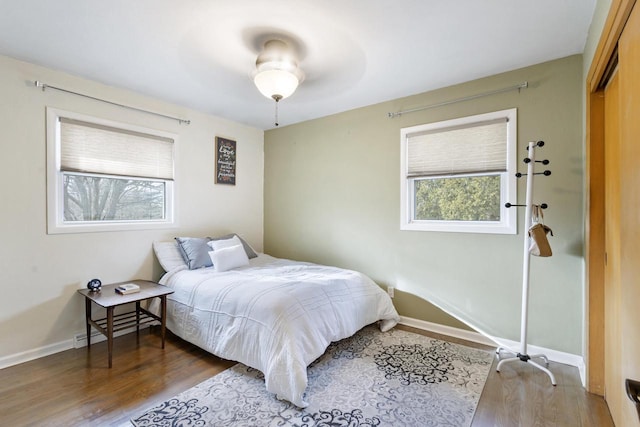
[77,280,174,368]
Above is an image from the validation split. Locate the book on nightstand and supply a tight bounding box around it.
[115,283,140,295]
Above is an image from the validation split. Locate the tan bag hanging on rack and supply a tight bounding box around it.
[528,204,553,257]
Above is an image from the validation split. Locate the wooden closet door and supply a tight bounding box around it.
[616,3,640,425]
[604,70,623,423]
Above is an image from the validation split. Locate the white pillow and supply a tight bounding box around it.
[207,235,242,251]
[208,244,249,272]
[153,241,187,272]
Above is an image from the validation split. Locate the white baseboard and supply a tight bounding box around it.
[400,316,497,347]
[577,358,586,387]
[0,339,73,370]
[0,324,154,370]
[490,336,584,370]
[399,316,585,372]
[73,324,153,348]
[2,314,584,387]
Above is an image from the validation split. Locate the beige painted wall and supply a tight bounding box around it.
[0,54,264,361]
[265,55,584,354]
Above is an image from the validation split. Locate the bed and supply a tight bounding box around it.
[152,236,400,408]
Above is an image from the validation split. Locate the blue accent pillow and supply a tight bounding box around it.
[175,237,212,269]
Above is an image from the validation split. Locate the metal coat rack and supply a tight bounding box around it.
[496,140,556,386]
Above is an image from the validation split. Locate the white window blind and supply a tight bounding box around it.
[60,118,174,180]
[407,118,507,177]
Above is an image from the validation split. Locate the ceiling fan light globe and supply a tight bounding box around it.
[254,69,299,100]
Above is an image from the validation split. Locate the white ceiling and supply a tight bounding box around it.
[0,0,596,130]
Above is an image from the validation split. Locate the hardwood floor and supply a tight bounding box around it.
[399,325,614,427]
[0,325,614,426]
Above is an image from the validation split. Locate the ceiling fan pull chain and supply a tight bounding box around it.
[274,97,280,127]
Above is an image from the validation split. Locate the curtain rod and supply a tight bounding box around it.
[387,81,528,118]
[34,81,191,125]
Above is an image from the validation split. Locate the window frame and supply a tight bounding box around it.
[46,107,178,234]
[400,108,517,234]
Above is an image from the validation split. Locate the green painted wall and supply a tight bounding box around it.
[264,55,584,354]
[583,0,612,79]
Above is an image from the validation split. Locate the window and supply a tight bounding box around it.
[400,108,516,234]
[46,108,177,233]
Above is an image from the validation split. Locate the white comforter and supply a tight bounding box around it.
[157,254,399,407]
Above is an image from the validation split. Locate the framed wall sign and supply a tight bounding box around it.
[215,136,236,185]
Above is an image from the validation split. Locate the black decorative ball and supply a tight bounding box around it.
[87,278,102,292]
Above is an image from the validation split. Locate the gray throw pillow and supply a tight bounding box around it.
[210,234,258,259]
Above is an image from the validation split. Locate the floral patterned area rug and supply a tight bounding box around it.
[131,326,494,427]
